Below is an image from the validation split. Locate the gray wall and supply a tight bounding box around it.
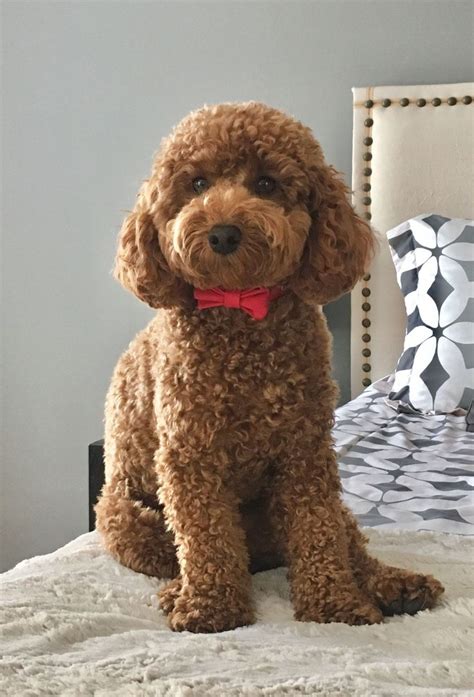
[2,0,472,571]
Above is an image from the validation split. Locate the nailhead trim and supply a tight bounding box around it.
[362,348,371,357]
[360,93,374,387]
[357,95,473,108]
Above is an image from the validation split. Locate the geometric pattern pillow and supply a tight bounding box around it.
[388,214,474,414]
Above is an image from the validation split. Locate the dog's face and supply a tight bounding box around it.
[154,105,314,291]
[115,102,374,309]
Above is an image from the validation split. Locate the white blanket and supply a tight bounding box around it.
[1,529,472,696]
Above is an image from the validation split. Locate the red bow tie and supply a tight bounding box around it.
[194,286,284,321]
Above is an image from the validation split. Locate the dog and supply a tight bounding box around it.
[95,102,444,633]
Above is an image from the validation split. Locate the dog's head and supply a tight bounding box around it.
[115,102,375,308]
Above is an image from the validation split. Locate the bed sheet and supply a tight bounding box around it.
[335,376,474,535]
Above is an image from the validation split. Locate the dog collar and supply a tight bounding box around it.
[194,286,284,321]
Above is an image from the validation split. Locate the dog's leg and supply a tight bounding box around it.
[97,332,178,578]
[95,484,178,578]
[341,506,444,616]
[156,443,254,633]
[270,443,383,626]
[160,498,283,616]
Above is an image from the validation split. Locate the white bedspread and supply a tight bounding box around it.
[1,529,472,696]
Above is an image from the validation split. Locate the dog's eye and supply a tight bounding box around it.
[255,176,276,196]
[192,177,210,195]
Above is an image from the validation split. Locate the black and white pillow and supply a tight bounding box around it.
[388,214,474,414]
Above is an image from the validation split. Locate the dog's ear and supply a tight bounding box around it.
[291,164,376,305]
[114,180,190,309]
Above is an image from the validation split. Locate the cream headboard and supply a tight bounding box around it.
[351,82,474,398]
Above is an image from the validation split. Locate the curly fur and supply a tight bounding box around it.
[96,102,444,633]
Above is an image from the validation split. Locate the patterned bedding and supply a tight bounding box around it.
[335,376,474,535]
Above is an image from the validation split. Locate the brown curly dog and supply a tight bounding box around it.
[95,102,444,633]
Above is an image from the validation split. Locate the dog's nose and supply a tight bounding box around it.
[208,225,241,255]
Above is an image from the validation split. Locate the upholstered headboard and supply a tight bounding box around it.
[350,82,474,398]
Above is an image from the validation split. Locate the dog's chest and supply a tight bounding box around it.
[159,320,310,446]
[203,334,307,494]
[155,306,324,499]
[223,341,307,425]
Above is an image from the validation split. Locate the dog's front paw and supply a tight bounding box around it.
[167,584,254,633]
[368,569,444,616]
[158,577,182,615]
[295,590,383,626]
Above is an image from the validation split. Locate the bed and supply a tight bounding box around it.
[1,83,473,696]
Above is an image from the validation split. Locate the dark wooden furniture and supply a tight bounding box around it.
[89,439,105,531]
